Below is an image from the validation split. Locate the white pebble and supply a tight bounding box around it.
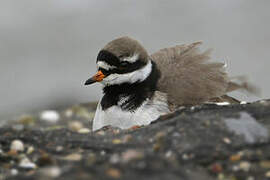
[216,102,230,106]
[19,158,36,169]
[65,109,73,118]
[100,150,106,156]
[232,165,240,172]
[40,110,60,123]
[10,140,24,152]
[42,166,61,178]
[27,146,35,154]
[247,176,255,180]
[223,137,231,144]
[68,121,83,131]
[10,169,18,176]
[165,151,173,158]
[239,161,251,172]
[110,154,120,164]
[78,128,91,134]
[182,154,189,160]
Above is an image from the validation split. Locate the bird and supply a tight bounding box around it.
[85,36,255,131]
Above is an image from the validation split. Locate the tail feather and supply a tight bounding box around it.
[226,78,260,96]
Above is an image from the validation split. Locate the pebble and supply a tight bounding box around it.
[223,137,231,144]
[71,105,94,119]
[260,161,270,169]
[216,102,230,106]
[122,149,144,163]
[19,158,36,169]
[41,166,61,178]
[10,169,18,176]
[37,153,54,166]
[110,154,120,164]
[211,163,223,173]
[232,165,240,172]
[65,109,73,118]
[153,143,162,152]
[123,135,132,143]
[68,121,83,131]
[239,161,251,172]
[230,154,241,162]
[40,110,60,123]
[112,139,122,144]
[7,150,18,156]
[27,146,35,154]
[106,168,121,179]
[217,173,225,180]
[265,171,270,177]
[96,130,106,136]
[155,131,166,140]
[247,176,255,180]
[87,153,96,165]
[100,150,106,156]
[63,153,82,161]
[78,128,91,134]
[10,140,24,152]
[56,146,64,152]
[182,154,189,160]
[165,151,173,158]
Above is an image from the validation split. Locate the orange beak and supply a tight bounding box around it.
[84,70,105,85]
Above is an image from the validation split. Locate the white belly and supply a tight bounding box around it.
[92,91,170,131]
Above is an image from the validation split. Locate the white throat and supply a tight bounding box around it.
[101,60,152,86]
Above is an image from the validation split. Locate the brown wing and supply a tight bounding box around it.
[151,42,230,106]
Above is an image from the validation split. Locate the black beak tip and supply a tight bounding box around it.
[84,78,95,86]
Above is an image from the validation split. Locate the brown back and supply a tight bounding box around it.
[151,42,229,106]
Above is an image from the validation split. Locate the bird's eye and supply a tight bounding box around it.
[120,61,129,67]
[98,68,110,76]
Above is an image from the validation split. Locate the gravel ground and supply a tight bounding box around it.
[0,100,270,180]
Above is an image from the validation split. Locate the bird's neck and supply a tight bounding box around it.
[100,60,160,111]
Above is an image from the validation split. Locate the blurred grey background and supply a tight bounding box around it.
[1,0,269,119]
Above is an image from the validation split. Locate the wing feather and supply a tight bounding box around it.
[151,42,229,106]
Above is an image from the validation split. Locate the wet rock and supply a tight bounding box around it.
[0,99,270,180]
[224,112,269,144]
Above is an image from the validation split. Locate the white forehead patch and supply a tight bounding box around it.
[122,53,139,63]
[101,60,152,86]
[97,61,116,70]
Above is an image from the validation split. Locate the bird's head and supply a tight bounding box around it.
[85,36,152,86]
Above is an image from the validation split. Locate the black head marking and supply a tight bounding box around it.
[97,50,121,67]
[97,50,147,75]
